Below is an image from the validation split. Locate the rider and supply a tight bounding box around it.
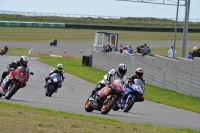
[44,64,65,93]
[120,68,145,108]
[53,38,57,44]
[1,56,29,93]
[0,46,8,56]
[90,63,127,98]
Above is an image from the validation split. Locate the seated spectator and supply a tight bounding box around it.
[123,47,128,55]
[136,46,141,53]
[101,45,107,52]
[146,46,151,54]
[187,52,193,59]
[128,46,134,54]
[192,47,198,59]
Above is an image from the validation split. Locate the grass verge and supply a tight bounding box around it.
[0,102,199,133]
[0,27,200,42]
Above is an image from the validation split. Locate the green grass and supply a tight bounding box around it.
[1,14,200,27]
[1,27,200,42]
[0,102,198,133]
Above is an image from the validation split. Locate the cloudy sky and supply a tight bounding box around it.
[0,0,199,20]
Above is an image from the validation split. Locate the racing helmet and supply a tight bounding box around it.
[57,64,63,71]
[117,63,127,77]
[20,56,28,67]
[135,68,143,77]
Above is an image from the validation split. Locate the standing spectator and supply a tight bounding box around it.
[168,46,176,59]
[187,52,193,59]
[192,47,198,59]
[119,44,124,54]
[128,46,133,54]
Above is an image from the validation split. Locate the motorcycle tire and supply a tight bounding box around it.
[123,97,136,113]
[0,93,2,98]
[112,103,120,111]
[101,96,117,115]
[5,84,18,100]
[48,84,57,97]
[85,98,94,112]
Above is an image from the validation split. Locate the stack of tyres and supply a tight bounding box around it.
[85,56,90,66]
[89,55,93,66]
[82,56,86,65]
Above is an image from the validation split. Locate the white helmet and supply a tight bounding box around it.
[117,63,127,77]
[193,47,198,51]
[20,56,28,67]
[57,64,63,71]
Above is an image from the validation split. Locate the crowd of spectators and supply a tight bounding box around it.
[102,43,152,56]
[187,47,200,60]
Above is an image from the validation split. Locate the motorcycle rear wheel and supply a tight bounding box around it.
[5,84,18,100]
[123,97,136,113]
[101,96,117,115]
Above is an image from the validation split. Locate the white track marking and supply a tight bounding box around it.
[50,54,62,57]
[28,48,33,54]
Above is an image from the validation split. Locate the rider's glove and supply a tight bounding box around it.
[10,68,15,72]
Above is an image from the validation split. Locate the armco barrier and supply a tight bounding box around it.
[92,51,200,98]
[0,21,65,28]
[1,21,200,32]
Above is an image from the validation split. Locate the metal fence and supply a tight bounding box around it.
[0,10,200,23]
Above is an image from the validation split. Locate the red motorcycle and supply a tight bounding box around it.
[0,66,34,99]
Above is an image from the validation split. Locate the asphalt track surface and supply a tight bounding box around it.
[0,42,200,130]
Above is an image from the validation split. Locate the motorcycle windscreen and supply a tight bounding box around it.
[133,79,145,88]
[17,66,26,74]
[50,73,61,80]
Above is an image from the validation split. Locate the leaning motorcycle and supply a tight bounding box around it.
[45,73,62,97]
[113,79,145,112]
[0,66,34,100]
[50,41,57,46]
[85,79,125,115]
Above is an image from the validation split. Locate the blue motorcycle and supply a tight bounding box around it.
[45,73,62,97]
[113,79,145,112]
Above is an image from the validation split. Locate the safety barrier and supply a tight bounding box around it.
[1,21,200,32]
[0,21,65,28]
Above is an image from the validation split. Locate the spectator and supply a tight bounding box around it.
[192,47,198,59]
[123,47,128,55]
[146,46,151,54]
[198,48,200,57]
[128,46,134,54]
[101,45,107,52]
[136,46,141,53]
[119,44,124,54]
[187,52,193,59]
[144,44,147,51]
[168,46,176,59]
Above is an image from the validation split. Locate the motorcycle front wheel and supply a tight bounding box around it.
[101,96,117,115]
[48,84,57,97]
[85,97,94,112]
[5,84,18,100]
[123,97,136,113]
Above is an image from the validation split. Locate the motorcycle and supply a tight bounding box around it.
[85,79,125,115]
[0,66,34,100]
[50,41,57,46]
[112,79,145,112]
[45,73,62,97]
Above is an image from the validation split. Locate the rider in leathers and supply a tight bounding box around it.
[0,56,29,94]
[90,63,127,98]
[44,64,65,93]
[120,68,145,108]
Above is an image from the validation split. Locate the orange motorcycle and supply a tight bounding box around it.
[85,79,125,115]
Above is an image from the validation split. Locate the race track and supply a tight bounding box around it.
[0,42,200,131]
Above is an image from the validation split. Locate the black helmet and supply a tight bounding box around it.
[135,68,143,77]
[20,56,28,67]
[5,46,7,48]
[117,63,127,77]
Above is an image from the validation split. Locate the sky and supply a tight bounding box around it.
[0,0,199,20]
